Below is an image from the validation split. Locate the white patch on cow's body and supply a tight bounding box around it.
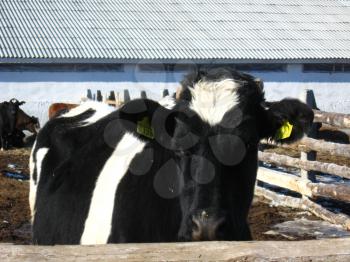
[29,140,37,178]
[61,101,114,125]
[80,133,146,245]
[29,144,49,221]
[29,140,37,220]
[189,79,240,126]
[158,96,176,109]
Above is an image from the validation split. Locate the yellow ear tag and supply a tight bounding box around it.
[275,121,293,140]
[137,117,155,139]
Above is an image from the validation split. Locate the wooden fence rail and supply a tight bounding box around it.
[255,186,350,231]
[313,109,350,129]
[257,167,350,203]
[258,151,350,180]
[262,137,350,158]
[2,239,350,261]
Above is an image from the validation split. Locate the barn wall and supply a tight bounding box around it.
[251,64,350,113]
[0,64,180,124]
[0,64,349,125]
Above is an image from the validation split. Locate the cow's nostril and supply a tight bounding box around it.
[191,213,226,241]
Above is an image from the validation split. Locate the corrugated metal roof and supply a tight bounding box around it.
[1,0,350,61]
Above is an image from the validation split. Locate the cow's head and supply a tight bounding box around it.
[15,109,40,134]
[9,98,25,107]
[27,116,40,134]
[118,67,313,241]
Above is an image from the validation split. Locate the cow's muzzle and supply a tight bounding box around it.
[191,210,225,241]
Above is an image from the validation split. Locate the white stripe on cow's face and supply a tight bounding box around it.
[189,79,240,126]
[29,145,49,221]
[80,133,146,245]
[61,101,114,126]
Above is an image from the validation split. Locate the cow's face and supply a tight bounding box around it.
[172,69,313,241]
[27,117,40,134]
[15,106,40,134]
[173,113,250,241]
[119,68,313,242]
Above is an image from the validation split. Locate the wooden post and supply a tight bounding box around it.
[104,91,117,107]
[87,89,92,100]
[123,89,131,102]
[163,89,169,97]
[299,89,318,182]
[96,90,103,102]
[140,90,147,99]
[108,91,116,101]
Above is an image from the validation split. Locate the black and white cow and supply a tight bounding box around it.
[30,68,313,245]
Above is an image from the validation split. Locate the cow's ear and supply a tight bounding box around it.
[118,99,178,144]
[19,101,25,106]
[259,99,314,143]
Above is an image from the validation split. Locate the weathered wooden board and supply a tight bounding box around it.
[1,239,350,262]
[258,151,350,180]
[261,137,350,158]
[257,167,350,203]
[255,186,350,231]
[313,110,350,129]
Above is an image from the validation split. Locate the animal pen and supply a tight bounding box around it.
[2,89,350,261]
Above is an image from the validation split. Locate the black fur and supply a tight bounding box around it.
[0,99,39,149]
[0,99,21,149]
[32,67,313,244]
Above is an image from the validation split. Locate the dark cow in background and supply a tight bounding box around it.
[30,67,313,245]
[9,109,40,148]
[0,99,40,150]
[0,99,22,150]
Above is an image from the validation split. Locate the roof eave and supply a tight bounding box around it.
[1,58,350,64]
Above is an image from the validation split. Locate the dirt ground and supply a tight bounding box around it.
[0,148,325,244]
[0,148,31,244]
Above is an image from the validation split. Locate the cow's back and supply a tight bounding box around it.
[31,103,116,244]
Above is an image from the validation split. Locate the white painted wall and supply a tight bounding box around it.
[0,64,349,125]
[249,64,350,113]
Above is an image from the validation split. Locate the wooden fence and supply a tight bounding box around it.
[87,88,350,230]
[258,90,350,231]
[2,238,350,261]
